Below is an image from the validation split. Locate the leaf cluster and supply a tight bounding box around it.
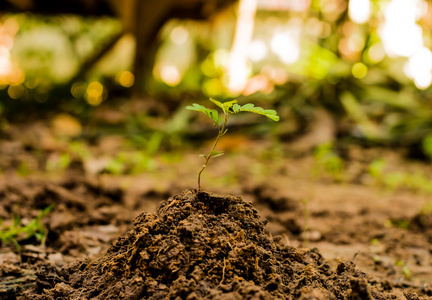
[186,98,279,190]
[186,98,280,126]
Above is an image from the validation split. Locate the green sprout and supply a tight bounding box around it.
[186,98,279,190]
[0,205,54,251]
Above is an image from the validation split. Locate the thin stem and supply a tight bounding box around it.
[197,113,230,190]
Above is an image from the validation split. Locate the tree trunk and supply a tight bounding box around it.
[132,0,173,100]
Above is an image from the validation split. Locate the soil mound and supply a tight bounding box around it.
[25,190,415,299]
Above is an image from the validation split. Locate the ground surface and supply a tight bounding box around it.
[1,120,432,299]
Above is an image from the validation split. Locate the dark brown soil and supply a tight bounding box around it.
[1,121,432,299]
[16,190,426,299]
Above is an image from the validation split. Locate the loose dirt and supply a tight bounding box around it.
[19,190,422,299]
[1,122,432,299]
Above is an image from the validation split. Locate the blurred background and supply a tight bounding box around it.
[3,1,432,291]
[1,0,432,189]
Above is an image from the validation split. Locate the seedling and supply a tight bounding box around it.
[186,98,279,190]
[312,142,344,182]
[0,205,54,251]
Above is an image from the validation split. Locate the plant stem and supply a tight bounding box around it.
[197,114,230,190]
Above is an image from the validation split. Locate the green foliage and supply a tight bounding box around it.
[419,202,432,215]
[421,134,432,161]
[386,219,410,230]
[313,143,344,182]
[16,162,30,177]
[12,14,121,84]
[367,159,432,194]
[186,98,280,123]
[395,260,411,280]
[0,205,54,251]
[368,158,386,180]
[68,141,91,160]
[105,156,125,175]
[46,152,71,172]
[105,151,156,175]
[186,98,279,190]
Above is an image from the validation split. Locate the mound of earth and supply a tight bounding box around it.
[24,190,422,299]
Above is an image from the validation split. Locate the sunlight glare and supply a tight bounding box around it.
[160,65,181,86]
[0,46,11,76]
[380,0,425,57]
[226,55,250,94]
[170,26,189,45]
[405,47,432,89]
[290,0,311,12]
[367,43,385,63]
[348,0,371,24]
[271,31,300,64]
[226,0,257,94]
[248,40,267,62]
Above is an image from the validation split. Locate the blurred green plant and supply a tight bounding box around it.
[395,260,411,280]
[126,108,190,154]
[368,158,386,180]
[385,219,410,230]
[68,141,92,160]
[16,161,30,177]
[419,202,432,215]
[313,142,345,182]
[105,151,157,175]
[0,205,54,251]
[46,152,71,172]
[421,134,432,161]
[186,98,279,190]
[367,159,432,193]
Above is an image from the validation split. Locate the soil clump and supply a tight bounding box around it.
[23,190,420,299]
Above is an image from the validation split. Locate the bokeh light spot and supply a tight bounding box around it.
[367,43,385,63]
[86,81,104,106]
[160,65,181,86]
[7,85,26,99]
[405,47,432,89]
[348,0,371,24]
[271,31,300,64]
[352,62,368,78]
[248,40,267,62]
[170,26,189,45]
[117,71,135,88]
[71,82,87,98]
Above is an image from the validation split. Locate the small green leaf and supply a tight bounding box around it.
[231,103,242,113]
[241,103,254,110]
[240,103,280,121]
[210,98,224,109]
[263,109,278,115]
[222,100,238,111]
[199,154,207,159]
[186,103,209,112]
[187,103,221,123]
[210,150,224,158]
[209,109,219,123]
[267,113,280,121]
